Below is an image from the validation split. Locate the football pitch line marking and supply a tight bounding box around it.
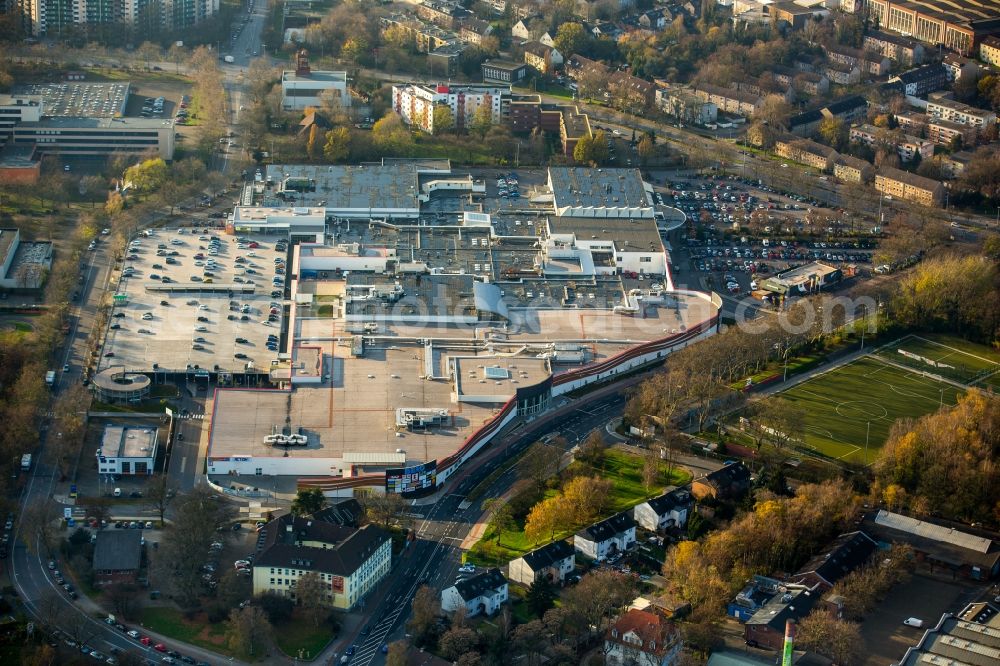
[908,334,997,366]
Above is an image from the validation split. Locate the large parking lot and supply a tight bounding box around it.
[99,228,289,374]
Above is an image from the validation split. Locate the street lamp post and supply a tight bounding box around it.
[865,420,870,466]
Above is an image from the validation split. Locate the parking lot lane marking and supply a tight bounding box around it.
[179,456,187,474]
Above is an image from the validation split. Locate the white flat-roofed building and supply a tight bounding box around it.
[96,425,158,476]
[926,97,997,128]
[546,216,667,276]
[230,207,326,241]
[281,50,350,111]
[0,95,43,144]
[12,117,175,159]
[281,70,350,111]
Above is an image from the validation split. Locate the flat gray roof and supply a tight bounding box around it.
[101,424,158,459]
[16,117,173,129]
[548,216,663,252]
[282,70,347,83]
[548,167,650,214]
[12,82,129,118]
[262,164,421,212]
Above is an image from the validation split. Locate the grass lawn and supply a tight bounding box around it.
[83,67,192,85]
[273,614,335,660]
[773,354,964,464]
[469,450,690,564]
[140,607,236,658]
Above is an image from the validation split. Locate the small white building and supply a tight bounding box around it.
[632,488,692,532]
[281,51,350,112]
[508,540,575,586]
[96,425,158,476]
[574,512,637,561]
[441,568,508,617]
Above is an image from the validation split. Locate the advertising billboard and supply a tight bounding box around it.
[385,460,437,494]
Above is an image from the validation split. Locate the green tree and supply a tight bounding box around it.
[226,606,272,658]
[323,127,351,162]
[432,105,454,134]
[469,103,493,138]
[525,578,557,616]
[371,113,414,155]
[483,498,515,545]
[123,158,168,193]
[553,22,589,58]
[291,487,327,516]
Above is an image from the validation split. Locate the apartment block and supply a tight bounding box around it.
[833,155,875,183]
[875,167,944,206]
[926,97,997,128]
[691,83,761,117]
[863,30,926,65]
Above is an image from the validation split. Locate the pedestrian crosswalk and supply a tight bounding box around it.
[174,413,205,420]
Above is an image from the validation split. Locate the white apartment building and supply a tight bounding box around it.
[392,83,509,134]
[926,98,997,128]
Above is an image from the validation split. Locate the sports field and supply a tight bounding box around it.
[872,333,1000,390]
[778,355,963,464]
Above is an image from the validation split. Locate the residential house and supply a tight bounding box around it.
[888,64,949,97]
[632,487,693,532]
[744,588,820,649]
[926,96,997,128]
[523,42,562,73]
[825,62,862,86]
[864,510,1000,580]
[772,65,830,96]
[875,167,944,206]
[605,609,683,666]
[591,21,625,40]
[691,83,762,117]
[508,540,576,586]
[415,0,469,28]
[788,95,869,136]
[252,516,391,610]
[928,118,978,147]
[393,83,510,134]
[849,124,933,162]
[428,42,467,77]
[826,44,891,77]
[833,154,875,183]
[539,31,556,47]
[980,35,1000,67]
[894,111,928,134]
[297,109,332,137]
[441,568,509,617]
[511,18,534,41]
[727,575,785,622]
[774,136,837,171]
[655,85,718,125]
[638,8,670,30]
[93,530,142,586]
[574,511,637,561]
[691,462,752,501]
[482,60,530,85]
[789,531,878,591]
[939,149,977,177]
[380,14,457,54]
[943,53,979,82]
[863,30,926,65]
[459,18,494,45]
